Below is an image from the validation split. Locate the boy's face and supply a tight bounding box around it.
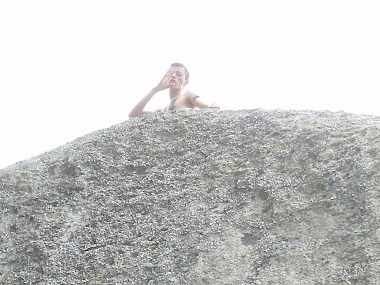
[169,66,188,89]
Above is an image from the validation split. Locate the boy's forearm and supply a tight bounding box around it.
[128,88,159,118]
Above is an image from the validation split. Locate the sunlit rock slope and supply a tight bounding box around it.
[1,109,380,284]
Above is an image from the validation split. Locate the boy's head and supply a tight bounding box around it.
[170,63,190,80]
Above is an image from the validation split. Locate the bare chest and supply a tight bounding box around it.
[164,96,194,111]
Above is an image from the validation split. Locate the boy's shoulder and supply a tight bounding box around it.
[182,90,199,101]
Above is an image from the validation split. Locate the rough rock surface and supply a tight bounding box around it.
[1,109,380,284]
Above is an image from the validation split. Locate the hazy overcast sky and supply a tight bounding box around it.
[1,0,379,169]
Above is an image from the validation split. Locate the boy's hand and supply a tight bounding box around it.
[155,69,174,91]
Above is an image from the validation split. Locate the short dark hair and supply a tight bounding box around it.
[170,63,190,80]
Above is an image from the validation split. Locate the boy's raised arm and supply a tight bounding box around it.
[128,69,174,118]
[128,88,158,118]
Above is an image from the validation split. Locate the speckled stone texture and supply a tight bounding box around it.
[1,109,380,284]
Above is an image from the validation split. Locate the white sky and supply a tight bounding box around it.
[1,0,379,169]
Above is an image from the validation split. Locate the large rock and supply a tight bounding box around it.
[1,109,380,284]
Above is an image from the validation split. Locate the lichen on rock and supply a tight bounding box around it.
[1,109,380,284]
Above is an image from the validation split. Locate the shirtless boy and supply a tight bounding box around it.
[129,63,216,118]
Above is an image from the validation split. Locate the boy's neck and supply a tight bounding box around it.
[169,88,182,100]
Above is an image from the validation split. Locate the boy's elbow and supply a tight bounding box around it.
[128,111,139,118]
